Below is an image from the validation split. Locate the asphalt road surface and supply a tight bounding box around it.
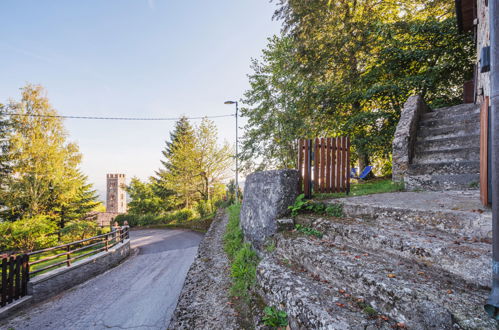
[1,229,204,330]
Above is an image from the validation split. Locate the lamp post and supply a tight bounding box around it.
[224,100,239,203]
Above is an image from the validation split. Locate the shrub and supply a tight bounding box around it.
[196,200,214,218]
[61,220,99,243]
[0,215,58,253]
[172,208,196,223]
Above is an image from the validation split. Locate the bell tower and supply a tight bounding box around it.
[106,174,127,213]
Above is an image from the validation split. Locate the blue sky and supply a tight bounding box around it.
[0,0,281,199]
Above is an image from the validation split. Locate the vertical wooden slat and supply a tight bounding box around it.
[335,138,342,193]
[1,257,6,307]
[332,138,336,193]
[8,256,15,303]
[15,256,21,299]
[298,140,304,194]
[304,139,310,198]
[341,137,346,191]
[320,138,326,193]
[346,137,351,194]
[480,96,489,205]
[21,255,28,296]
[313,138,319,194]
[326,138,332,193]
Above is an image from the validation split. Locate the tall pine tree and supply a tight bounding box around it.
[155,116,200,208]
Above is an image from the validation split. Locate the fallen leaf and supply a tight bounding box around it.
[417,272,425,275]
[335,302,345,308]
[380,315,389,321]
[387,273,396,278]
[447,289,453,294]
[339,289,346,294]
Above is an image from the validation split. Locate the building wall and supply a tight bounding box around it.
[475,0,490,104]
[106,174,127,213]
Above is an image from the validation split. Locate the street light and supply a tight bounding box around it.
[224,100,239,202]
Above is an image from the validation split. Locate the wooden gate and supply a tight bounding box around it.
[297,137,351,198]
[1,254,29,307]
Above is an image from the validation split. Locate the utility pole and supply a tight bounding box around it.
[224,100,239,203]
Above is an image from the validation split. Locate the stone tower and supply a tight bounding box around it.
[106,174,127,213]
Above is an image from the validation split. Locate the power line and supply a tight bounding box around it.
[4,113,235,121]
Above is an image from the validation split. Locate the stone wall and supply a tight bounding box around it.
[28,239,130,303]
[392,95,429,181]
[240,169,299,251]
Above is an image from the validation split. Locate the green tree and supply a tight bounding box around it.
[156,116,199,208]
[126,177,173,214]
[195,118,233,201]
[1,84,98,228]
[241,1,473,172]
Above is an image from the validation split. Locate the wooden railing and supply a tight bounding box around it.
[0,254,29,307]
[0,226,129,308]
[298,137,351,198]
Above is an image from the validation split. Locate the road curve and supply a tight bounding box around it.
[1,229,204,330]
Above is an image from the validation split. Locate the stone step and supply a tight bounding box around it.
[294,214,491,288]
[412,146,480,164]
[274,235,496,329]
[415,134,480,153]
[405,173,481,191]
[421,104,479,121]
[419,111,480,129]
[407,160,479,175]
[257,257,395,329]
[416,124,480,141]
[323,191,490,239]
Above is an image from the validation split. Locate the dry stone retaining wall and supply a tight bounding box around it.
[392,95,429,181]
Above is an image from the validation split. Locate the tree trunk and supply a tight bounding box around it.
[358,152,374,179]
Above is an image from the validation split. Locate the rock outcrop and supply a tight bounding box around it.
[240,169,300,250]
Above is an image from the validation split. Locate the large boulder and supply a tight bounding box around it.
[240,169,300,250]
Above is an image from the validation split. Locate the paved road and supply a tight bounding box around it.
[1,229,204,330]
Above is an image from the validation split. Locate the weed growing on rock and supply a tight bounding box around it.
[288,194,344,218]
[264,241,276,253]
[288,194,308,216]
[325,204,343,217]
[262,306,289,328]
[223,204,259,301]
[295,224,323,238]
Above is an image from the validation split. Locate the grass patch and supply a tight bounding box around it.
[30,242,106,276]
[223,204,259,301]
[314,179,404,199]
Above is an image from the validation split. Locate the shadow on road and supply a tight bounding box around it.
[138,230,204,255]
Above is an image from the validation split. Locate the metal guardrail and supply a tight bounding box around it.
[0,225,130,308]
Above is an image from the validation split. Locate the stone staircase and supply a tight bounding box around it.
[258,211,495,329]
[405,103,481,191]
